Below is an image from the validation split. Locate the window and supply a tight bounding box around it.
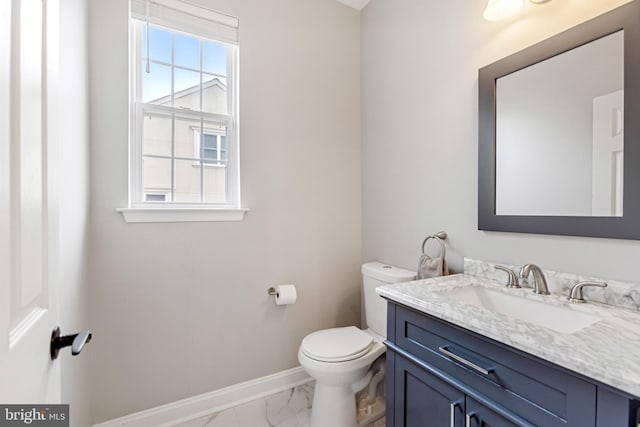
[193,129,227,166]
[126,0,243,221]
[144,192,168,202]
[204,134,227,164]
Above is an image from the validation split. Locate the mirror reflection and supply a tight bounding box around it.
[495,31,624,217]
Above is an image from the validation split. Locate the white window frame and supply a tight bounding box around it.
[119,1,247,223]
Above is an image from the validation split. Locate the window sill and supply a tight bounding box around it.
[117,207,249,223]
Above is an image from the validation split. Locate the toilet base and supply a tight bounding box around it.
[310,382,359,427]
[298,329,387,427]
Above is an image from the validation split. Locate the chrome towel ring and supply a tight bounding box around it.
[421,231,447,258]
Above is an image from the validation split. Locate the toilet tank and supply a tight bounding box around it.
[362,262,415,338]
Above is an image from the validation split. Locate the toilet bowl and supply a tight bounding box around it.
[298,263,415,427]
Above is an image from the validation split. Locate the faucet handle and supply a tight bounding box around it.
[518,264,530,287]
[568,281,607,303]
[494,265,521,288]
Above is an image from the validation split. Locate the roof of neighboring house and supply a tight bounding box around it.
[149,77,226,106]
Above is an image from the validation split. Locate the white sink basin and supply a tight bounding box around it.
[447,286,602,334]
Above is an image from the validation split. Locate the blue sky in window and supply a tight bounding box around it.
[142,25,228,103]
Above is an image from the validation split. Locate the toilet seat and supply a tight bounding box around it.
[301,326,374,362]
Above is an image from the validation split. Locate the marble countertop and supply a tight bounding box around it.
[377,274,640,398]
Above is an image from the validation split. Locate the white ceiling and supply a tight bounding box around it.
[335,0,370,11]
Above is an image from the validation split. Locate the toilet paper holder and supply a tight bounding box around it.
[267,285,297,305]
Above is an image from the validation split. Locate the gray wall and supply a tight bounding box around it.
[361,0,640,279]
[58,0,91,426]
[89,0,361,422]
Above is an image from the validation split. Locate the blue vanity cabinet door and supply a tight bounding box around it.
[465,397,529,427]
[392,352,465,427]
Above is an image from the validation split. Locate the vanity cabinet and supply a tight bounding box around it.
[385,302,640,427]
[393,353,529,426]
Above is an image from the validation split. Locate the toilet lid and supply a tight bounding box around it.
[301,326,374,362]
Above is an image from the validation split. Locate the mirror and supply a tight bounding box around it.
[479,1,640,239]
[496,31,624,217]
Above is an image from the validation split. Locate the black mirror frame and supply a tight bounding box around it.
[478,0,640,240]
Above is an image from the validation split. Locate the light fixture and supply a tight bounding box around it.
[484,0,552,22]
[483,0,524,22]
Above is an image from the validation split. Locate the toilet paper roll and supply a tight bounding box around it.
[274,284,297,305]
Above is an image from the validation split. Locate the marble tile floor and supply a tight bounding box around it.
[171,382,385,427]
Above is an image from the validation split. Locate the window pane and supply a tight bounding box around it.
[143,157,172,200]
[174,115,201,159]
[204,164,227,203]
[143,113,172,157]
[148,26,171,63]
[201,122,226,162]
[220,135,227,161]
[145,193,167,202]
[174,68,201,110]
[174,33,200,70]
[142,62,172,104]
[202,74,227,114]
[203,41,227,76]
[203,148,217,161]
[174,159,202,203]
[203,134,218,161]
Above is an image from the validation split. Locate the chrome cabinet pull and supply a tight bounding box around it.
[465,412,477,427]
[438,346,494,376]
[450,401,460,427]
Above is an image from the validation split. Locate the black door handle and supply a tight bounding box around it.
[50,326,93,360]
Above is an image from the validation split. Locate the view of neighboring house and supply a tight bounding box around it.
[142,78,228,203]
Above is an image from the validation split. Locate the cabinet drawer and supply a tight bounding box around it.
[392,304,596,426]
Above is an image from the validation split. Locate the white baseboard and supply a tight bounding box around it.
[92,367,312,427]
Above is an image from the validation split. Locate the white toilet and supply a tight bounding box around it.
[298,262,415,427]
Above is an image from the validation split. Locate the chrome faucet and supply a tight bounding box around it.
[519,264,550,295]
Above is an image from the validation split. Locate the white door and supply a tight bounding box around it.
[0,0,62,401]
[592,90,624,217]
